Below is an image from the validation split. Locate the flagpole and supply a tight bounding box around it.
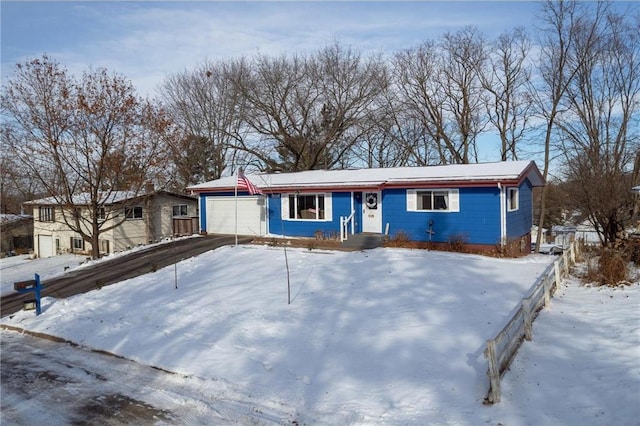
[234,168,238,246]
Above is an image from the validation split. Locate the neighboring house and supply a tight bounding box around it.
[24,191,198,258]
[531,226,548,245]
[552,222,602,247]
[187,160,544,252]
[0,214,33,255]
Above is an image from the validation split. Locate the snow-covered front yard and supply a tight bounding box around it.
[2,245,638,425]
[0,254,88,296]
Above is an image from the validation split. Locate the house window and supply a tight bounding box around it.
[407,189,460,212]
[71,237,84,251]
[99,239,110,254]
[97,207,106,220]
[282,193,331,221]
[418,191,450,210]
[39,206,54,222]
[508,188,519,211]
[125,206,143,220]
[290,194,324,220]
[173,204,188,217]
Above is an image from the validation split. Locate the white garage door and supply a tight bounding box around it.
[206,196,266,236]
[38,235,54,258]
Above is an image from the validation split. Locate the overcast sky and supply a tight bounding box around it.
[1,1,551,97]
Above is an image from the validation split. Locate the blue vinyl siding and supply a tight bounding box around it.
[383,187,501,244]
[267,192,352,237]
[200,183,535,245]
[506,179,533,239]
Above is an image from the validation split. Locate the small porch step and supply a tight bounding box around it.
[341,233,384,250]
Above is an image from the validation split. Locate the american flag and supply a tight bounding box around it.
[237,169,263,195]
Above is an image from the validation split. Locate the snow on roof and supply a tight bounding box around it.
[0,214,32,226]
[188,160,544,192]
[24,191,139,206]
[24,190,195,206]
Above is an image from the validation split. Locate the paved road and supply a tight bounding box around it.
[1,329,284,425]
[0,235,252,317]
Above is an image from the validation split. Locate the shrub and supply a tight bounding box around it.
[268,238,280,247]
[493,237,529,258]
[623,238,640,265]
[598,249,628,286]
[448,233,469,253]
[384,231,410,247]
[306,239,317,251]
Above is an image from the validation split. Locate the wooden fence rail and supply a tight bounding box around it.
[484,241,579,404]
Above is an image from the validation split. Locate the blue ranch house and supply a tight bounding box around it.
[187,161,544,252]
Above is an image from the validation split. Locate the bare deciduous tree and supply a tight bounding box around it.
[480,27,533,161]
[439,26,488,164]
[351,81,429,168]
[0,150,41,214]
[393,41,452,164]
[233,43,387,172]
[1,55,171,258]
[532,0,600,251]
[557,7,640,245]
[160,59,247,186]
[393,27,487,165]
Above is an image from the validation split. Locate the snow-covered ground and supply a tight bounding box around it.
[0,235,201,297]
[1,245,638,425]
[0,254,88,296]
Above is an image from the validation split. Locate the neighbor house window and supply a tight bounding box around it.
[173,204,188,217]
[508,188,519,211]
[406,189,459,212]
[97,207,106,220]
[71,237,84,251]
[38,206,54,222]
[125,206,143,219]
[99,239,110,254]
[281,193,332,221]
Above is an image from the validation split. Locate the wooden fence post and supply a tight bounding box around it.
[543,275,551,307]
[554,259,561,286]
[485,339,501,403]
[569,243,576,264]
[522,299,533,341]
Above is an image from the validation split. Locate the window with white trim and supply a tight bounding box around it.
[125,206,143,220]
[71,237,84,251]
[508,188,519,211]
[173,204,188,217]
[281,193,332,221]
[99,239,110,254]
[39,206,54,222]
[406,189,460,212]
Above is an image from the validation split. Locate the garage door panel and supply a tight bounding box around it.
[206,197,265,236]
[38,235,53,258]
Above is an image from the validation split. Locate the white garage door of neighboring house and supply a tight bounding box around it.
[38,235,54,258]
[206,196,266,236]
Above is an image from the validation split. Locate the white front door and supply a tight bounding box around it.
[362,191,382,233]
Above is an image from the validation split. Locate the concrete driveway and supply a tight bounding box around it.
[0,235,252,317]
